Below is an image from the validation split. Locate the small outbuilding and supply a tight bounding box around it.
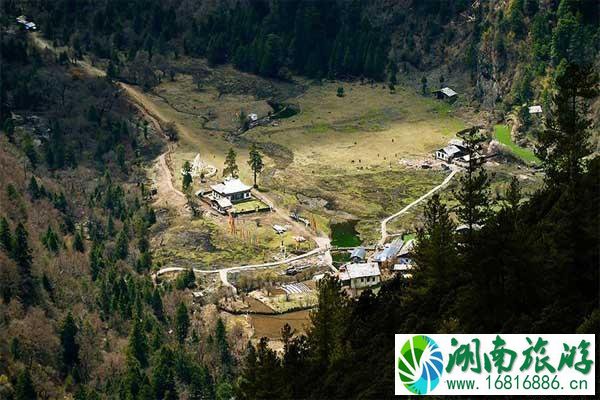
[373,237,404,267]
[528,105,543,114]
[435,145,465,163]
[434,87,458,101]
[349,247,366,263]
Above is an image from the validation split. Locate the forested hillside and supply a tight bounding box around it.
[5,0,599,109]
[0,32,236,399]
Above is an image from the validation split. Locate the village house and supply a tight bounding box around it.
[433,87,457,102]
[435,144,465,163]
[528,105,543,114]
[206,178,252,214]
[373,237,403,268]
[392,239,415,278]
[349,246,366,263]
[339,262,381,296]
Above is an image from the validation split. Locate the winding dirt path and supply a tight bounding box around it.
[378,168,458,247]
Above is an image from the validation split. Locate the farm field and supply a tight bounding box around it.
[143,65,472,269]
[494,124,541,164]
[249,310,312,339]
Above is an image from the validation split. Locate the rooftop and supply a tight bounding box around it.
[439,145,464,156]
[350,247,366,260]
[211,178,252,195]
[528,105,543,114]
[340,263,381,280]
[374,238,403,262]
[439,87,457,97]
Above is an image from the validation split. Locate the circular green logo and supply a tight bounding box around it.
[397,335,444,394]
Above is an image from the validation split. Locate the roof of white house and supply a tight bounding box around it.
[440,87,457,97]
[439,145,464,157]
[528,105,543,114]
[340,263,381,280]
[248,113,258,121]
[211,178,252,195]
[215,197,232,209]
[449,138,467,148]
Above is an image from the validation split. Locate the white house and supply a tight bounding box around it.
[339,262,381,296]
[435,145,465,162]
[207,178,252,213]
[248,113,258,121]
[528,105,543,114]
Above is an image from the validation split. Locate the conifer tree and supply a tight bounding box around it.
[12,223,35,307]
[73,229,85,252]
[248,144,263,188]
[0,217,11,252]
[14,369,36,400]
[223,148,239,178]
[60,312,79,376]
[175,302,190,344]
[127,318,149,367]
[182,160,193,191]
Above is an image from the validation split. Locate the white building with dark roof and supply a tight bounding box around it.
[207,178,252,213]
[339,262,381,296]
[436,145,465,162]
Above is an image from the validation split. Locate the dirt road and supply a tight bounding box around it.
[378,168,458,247]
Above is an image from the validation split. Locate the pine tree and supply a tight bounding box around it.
[12,223,35,307]
[175,302,190,344]
[248,144,264,188]
[115,229,129,260]
[14,369,36,400]
[89,241,104,281]
[223,148,239,178]
[215,318,233,378]
[28,177,41,200]
[127,318,149,367]
[73,229,85,252]
[0,217,11,252]
[60,312,79,375]
[182,160,193,191]
[537,63,598,186]
[454,128,491,236]
[150,288,164,322]
[42,226,60,253]
[421,76,428,95]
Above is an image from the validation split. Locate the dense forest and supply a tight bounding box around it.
[4,0,599,107]
[0,33,236,399]
[1,0,599,399]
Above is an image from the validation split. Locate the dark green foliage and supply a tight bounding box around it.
[127,319,148,367]
[175,268,196,290]
[247,144,263,188]
[223,148,239,178]
[42,226,61,253]
[174,302,190,344]
[59,312,79,376]
[14,369,37,400]
[0,217,12,252]
[114,229,129,260]
[72,229,85,252]
[182,160,193,191]
[12,223,36,307]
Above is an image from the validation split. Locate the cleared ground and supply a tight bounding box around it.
[144,65,471,267]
